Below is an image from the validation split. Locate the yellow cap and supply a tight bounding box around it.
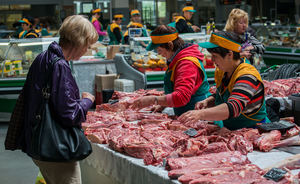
[114,14,124,19]
[131,9,140,16]
[182,6,196,12]
[92,8,101,14]
[19,18,32,25]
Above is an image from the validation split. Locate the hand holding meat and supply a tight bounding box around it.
[151,105,164,113]
[132,96,156,110]
[195,100,209,110]
[82,92,95,102]
[178,110,202,124]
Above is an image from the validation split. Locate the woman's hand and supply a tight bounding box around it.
[178,110,202,124]
[82,92,95,102]
[151,105,164,113]
[195,100,209,110]
[240,45,254,59]
[131,96,155,110]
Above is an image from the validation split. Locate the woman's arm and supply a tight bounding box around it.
[93,21,106,36]
[178,103,229,123]
[51,61,93,127]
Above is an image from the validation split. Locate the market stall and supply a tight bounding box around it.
[80,81,300,184]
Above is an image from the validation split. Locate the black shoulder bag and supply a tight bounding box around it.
[29,57,92,162]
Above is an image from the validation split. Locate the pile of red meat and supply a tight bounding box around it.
[209,78,300,97]
[263,78,300,97]
[82,89,300,183]
[166,151,299,184]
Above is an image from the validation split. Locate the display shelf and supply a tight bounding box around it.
[0,37,59,114]
[263,46,300,65]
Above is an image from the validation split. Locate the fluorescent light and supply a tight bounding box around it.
[0,43,9,46]
[18,41,52,46]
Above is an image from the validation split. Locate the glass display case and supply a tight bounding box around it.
[0,37,59,113]
[255,25,300,66]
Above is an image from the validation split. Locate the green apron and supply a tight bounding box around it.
[107,24,123,45]
[214,62,270,130]
[164,57,210,116]
[167,22,176,28]
[19,30,27,39]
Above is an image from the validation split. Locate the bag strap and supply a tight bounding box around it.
[42,56,61,99]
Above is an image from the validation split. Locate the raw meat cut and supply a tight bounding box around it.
[254,130,281,152]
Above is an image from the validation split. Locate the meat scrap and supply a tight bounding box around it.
[254,130,282,152]
[166,151,250,171]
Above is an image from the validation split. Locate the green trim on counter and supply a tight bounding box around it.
[146,73,165,81]
[266,47,292,53]
[0,98,16,113]
[0,78,26,87]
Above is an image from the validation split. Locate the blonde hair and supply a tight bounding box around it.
[59,15,98,49]
[224,8,248,32]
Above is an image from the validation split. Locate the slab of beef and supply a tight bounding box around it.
[184,121,220,133]
[174,136,209,157]
[275,135,300,148]
[198,142,230,155]
[168,120,189,131]
[86,128,111,144]
[166,151,250,171]
[178,164,263,184]
[283,126,300,138]
[231,128,261,143]
[188,170,275,184]
[96,101,129,112]
[264,78,300,97]
[227,134,253,155]
[254,130,281,152]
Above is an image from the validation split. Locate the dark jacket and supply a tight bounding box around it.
[19,41,93,155]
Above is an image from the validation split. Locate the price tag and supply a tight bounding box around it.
[184,128,198,137]
[264,168,287,182]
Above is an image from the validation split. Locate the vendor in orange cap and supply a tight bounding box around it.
[132,25,210,116]
[175,5,200,33]
[19,17,40,39]
[178,31,270,130]
[107,14,124,45]
[123,9,148,46]
[90,8,107,41]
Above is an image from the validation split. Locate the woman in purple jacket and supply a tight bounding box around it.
[20,15,98,184]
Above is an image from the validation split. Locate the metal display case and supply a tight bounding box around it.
[115,33,215,90]
[255,25,300,65]
[0,37,59,113]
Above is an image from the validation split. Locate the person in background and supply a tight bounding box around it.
[179,31,270,130]
[33,17,41,30]
[19,15,97,184]
[90,8,107,41]
[123,22,147,46]
[124,9,148,46]
[167,12,180,28]
[39,22,52,37]
[127,9,142,27]
[175,5,200,33]
[107,14,123,45]
[19,17,40,38]
[225,8,265,64]
[132,25,210,116]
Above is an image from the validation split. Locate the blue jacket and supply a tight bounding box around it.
[20,41,93,154]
